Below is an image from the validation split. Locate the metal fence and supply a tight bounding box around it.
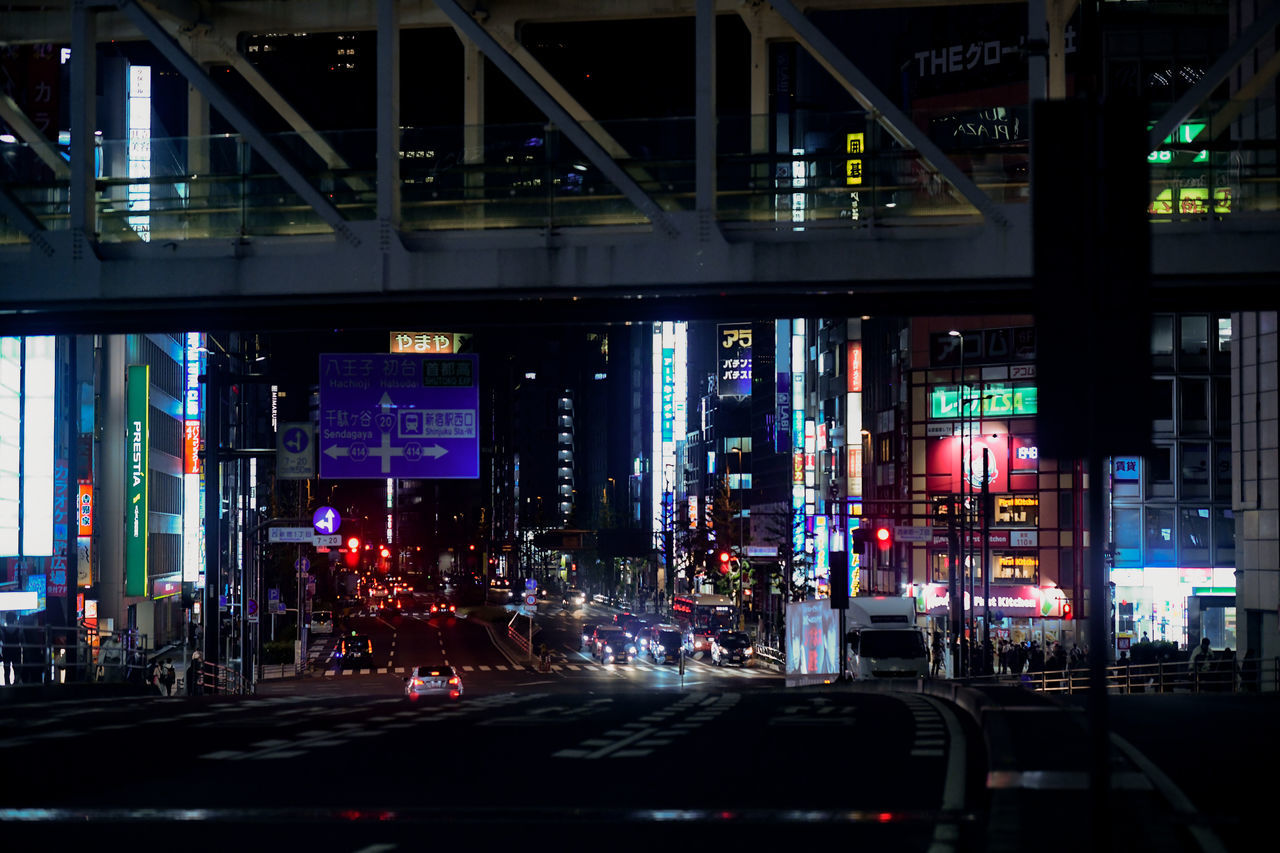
[967,656,1279,695]
[0,622,254,695]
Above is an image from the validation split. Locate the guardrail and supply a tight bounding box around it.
[5,107,1274,246]
[966,656,1279,695]
[258,662,306,681]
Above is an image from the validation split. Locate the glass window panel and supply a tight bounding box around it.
[1215,443,1232,498]
[1180,378,1209,432]
[1216,317,1232,353]
[1179,443,1210,498]
[1113,507,1141,566]
[1213,508,1235,565]
[1179,315,1209,359]
[1151,315,1174,356]
[1179,507,1210,549]
[1152,378,1174,430]
[1147,445,1174,498]
[1145,506,1176,566]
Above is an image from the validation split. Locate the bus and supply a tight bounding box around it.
[671,593,737,654]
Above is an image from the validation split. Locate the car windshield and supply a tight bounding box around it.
[415,666,453,678]
[657,631,681,647]
[720,633,750,648]
[859,630,927,659]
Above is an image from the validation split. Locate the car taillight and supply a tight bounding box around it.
[448,677,459,685]
[411,678,423,686]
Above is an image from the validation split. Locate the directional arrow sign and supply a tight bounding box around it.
[312,506,341,535]
[318,353,479,479]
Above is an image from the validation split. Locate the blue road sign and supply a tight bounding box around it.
[313,506,341,535]
[318,353,480,479]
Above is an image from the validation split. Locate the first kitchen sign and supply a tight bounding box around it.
[318,353,480,480]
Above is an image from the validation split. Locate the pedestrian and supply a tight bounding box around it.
[187,651,203,696]
[1,614,19,686]
[1187,637,1212,676]
[931,632,944,678]
[162,658,176,696]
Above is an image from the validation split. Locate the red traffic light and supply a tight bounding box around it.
[346,536,360,551]
[379,547,390,559]
[875,527,892,550]
[1062,601,1074,620]
[718,551,731,574]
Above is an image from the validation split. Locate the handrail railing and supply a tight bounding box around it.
[963,655,1279,695]
[3,109,1275,246]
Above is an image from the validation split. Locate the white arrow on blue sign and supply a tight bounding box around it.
[313,506,341,535]
[318,353,479,480]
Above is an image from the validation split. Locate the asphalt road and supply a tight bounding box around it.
[1,600,1270,853]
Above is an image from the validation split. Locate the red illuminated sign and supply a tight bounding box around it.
[184,421,202,475]
[926,433,1010,494]
[847,342,862,393]
[77,481,93,536]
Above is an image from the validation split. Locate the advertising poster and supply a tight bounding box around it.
[125,365,150,597]
[717,324,752,398]
[785,599,841,686]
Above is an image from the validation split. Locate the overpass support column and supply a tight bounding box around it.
[696,0,717,235]
[463,39,485,227]
[70,1,98,253]
[377,0,401,264]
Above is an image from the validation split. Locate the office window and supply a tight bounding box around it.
[1213,377,1231,434]
[1113,506,1141,566]
[1147,445,1174,498]
[1145,506,1176,566]
[1215,442,1232,499]
[1179,315,1209,369]
[1151,314,1174,370]
[1213,508,1235,566]
[1180,507,1210,549]
[1179,443,1210,498]
[1180,378,1209,434]
[1152,378,1174,433]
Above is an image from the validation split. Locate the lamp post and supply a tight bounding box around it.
[948,329,967,676]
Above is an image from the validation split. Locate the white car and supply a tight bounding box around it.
[405,665,463,698]
[309,610,333,634]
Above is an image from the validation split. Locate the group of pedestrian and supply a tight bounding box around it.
[149,657,177,696]
[1,612,48,686]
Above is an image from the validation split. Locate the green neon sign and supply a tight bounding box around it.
[1148,122,1208,164]
[930,383,1038,419]
[125,364,150,597]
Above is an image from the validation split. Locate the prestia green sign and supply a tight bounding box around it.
[125,364,150,597]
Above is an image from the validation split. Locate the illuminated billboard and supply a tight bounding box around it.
[717,324,752,398]
[125,365,150,597]
[651,322,687,568]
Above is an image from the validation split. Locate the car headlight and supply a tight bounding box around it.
[655,644,665,654]
[745,647,754,655]
[605,645,613,654]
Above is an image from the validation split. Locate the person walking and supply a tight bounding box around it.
[1,614,19,686]
[162,658,176,696]
[187,651,203,696]
[931,631,944,678]
[1187,636,1212,677]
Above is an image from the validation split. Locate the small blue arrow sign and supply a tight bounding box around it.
[312,506,341,535]
[283,426,309,454]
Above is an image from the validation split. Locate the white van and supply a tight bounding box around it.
[309,610,334,635]
[846,597,929,680]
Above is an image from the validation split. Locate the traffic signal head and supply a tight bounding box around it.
[718,550,731,574]
[875,526,892,551]
[379,546,390,559]
[1062,601,1074,620]
[346,536,360,551]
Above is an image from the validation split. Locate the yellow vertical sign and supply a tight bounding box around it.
[846,133,864,186]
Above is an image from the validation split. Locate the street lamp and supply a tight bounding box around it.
[948,329,968,676]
